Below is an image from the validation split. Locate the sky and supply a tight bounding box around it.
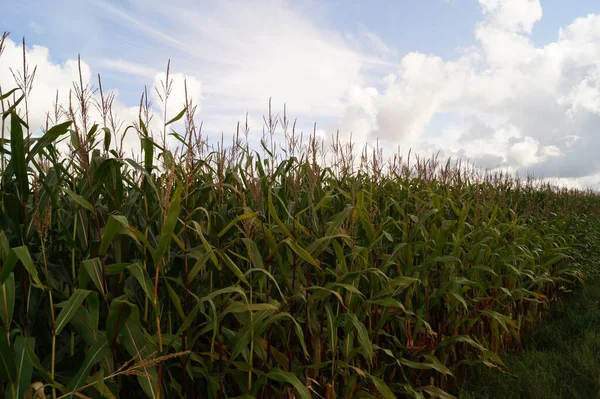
[2,0,600,188]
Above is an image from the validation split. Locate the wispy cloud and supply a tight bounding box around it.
[92,0,390,120]
[98,59,156,79]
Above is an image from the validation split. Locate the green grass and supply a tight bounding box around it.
[458,280,600,399]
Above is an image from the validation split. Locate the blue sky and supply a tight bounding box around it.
[4,1,595,58]
[3,0,592,103]
[2,0,600,187]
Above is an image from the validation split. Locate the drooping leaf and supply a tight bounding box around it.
[266,368,310,399]
[65,189,94,212]
[11,247,43,289]
[99,215,130,256]
[165,107,187,126]
[371,376,397,399]
[26,121,72,163]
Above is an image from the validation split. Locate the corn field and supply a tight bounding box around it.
[1,34,600,398]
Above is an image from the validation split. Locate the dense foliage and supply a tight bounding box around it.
[1,33,600,399]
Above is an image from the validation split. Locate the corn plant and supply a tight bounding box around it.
[1,32,600,398]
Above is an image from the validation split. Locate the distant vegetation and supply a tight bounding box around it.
[1,31,600,398]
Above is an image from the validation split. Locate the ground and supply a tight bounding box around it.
[458,280,600,399]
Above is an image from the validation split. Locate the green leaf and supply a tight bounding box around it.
[245,268,286,302]
[284,238,320,268]
[65,189,94,212]
[17,326,65,392]
[141,136,155,207]
[106,297,133,345]
[202,285,246,300]
[223,302,278,314]
[26,121,72,163]
[0,88,20,101]
[54,289,92,335]
[127,263,154,302]
[0,274,15,329]
[2,94,24,119]
[218,211,258,238]
[175,302,200,336]
[66,337,110,397]
[479,310,516,333]
[346,313,374,363]
[102,127,111,152]
[105,263,129,275]
[371,376,397,399]
[368,298,406,310]
[325,304,337,354]
[165,279,185,321]
[154,185,181,263]
[14,336,34,399]
[9,111,29,199]
[82,258,105,295]
[266,368,310,399]
[99,215,130,256]
[120,308,158,399]
[165,107,187,126]
[242,238,265,270]
[218,250,250,287]
[399,355,452,376]
[12,246,43,289]
[0,326,16,386]
[419,385,457,399]
[328,283,364,298]
[89,293,100,332]
[0,251,19,286]
[267,191,292,239]
[69,308,96,345]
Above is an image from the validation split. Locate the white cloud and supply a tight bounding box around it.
[558,68,600,116]
[99,59,157,79]
[507,137,539,166]
[331,0,600,187]
[94,0,388,121]
[151,71,203,124]
[478,0,542,34]
[0,39,90,130]
[0,37,148,158]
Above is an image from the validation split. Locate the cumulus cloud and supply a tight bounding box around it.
[0,39,90,131]
[478,0,542,34]
[507,137,540,167]
[333,0,600,187]
[0,34,210,159]
[0,37,156,158]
